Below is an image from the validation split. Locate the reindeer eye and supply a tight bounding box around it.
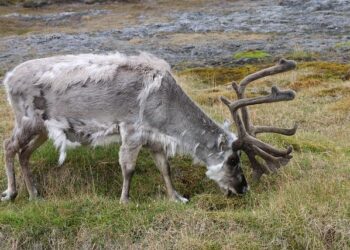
[228,153,240,166]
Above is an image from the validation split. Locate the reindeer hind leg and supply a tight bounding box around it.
[18,133,47,200]
[2,134,19,201]
[2,115,46,201]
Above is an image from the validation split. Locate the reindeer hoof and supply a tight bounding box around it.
[171,192,189,204]
[1,189,18,201]
[28,189,40,201]
[119,197,130,205]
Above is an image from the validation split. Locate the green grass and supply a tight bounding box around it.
[178,64,264,86]
[0,61,350,249]
[233,50,270,60]
[286,49,320,61]
[335,41,350,48]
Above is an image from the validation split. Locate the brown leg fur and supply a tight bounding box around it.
[18,134,47,200]
[2,116,45,201]
[119,145,142,204]
[2,137,18,201]
[150,149,188,203]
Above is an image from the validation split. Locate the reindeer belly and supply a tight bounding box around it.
[44,117,121,165]
[65,119,121,146]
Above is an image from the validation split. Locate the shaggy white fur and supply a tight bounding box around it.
[137,72,164,121]
[11,52,170,93]
[44,119,81,165]
[205,163,225,184]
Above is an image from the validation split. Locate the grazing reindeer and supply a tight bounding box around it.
[2,52,297,203]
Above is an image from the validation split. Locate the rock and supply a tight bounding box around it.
[0,0,349,70]
[83,0,110,4]
[22,0,49,8]
[3,9,111,23]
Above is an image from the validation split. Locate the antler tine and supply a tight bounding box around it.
[248,136,293,157]
[252,145,291,168]
[229,86,295,113]
[253,123,298,136]
[221,96,247,138]
[246,151,271,179]
[230,85,297,136]
[238,59,297,94]
[232,59,297,134]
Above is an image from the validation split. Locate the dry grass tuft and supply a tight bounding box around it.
[315,86,350,97]
[162,32,270,47]
[0,18,32,36]
[329,98,350,111]
[289,77,322,91]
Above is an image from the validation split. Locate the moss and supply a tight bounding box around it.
[271,135,333,154]
[178,64,263,86]
[300,61,350,80]
[335,41,350,48]
[233,50,270,60]
[179,61,349,89]
[193,194,247,211]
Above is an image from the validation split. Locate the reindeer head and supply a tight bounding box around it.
[215,59,298,195]
[206,150,249,196]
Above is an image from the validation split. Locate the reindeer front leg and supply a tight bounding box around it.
[150,149,188,203]
[119,144,141,204]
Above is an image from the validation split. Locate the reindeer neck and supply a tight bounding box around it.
[142,73,236,166]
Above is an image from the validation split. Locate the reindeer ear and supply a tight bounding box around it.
[217,134,228,151]
[222,119,232,130]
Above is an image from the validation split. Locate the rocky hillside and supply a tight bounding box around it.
[0,0,349,74]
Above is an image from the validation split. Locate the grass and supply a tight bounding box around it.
[0,18,33,36]
[335,41,350,48]
[233,50,270,60]
[0,61,350,249]
[286,49,320,61]
[177,64,263,86]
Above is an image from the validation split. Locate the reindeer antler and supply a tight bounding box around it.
[221,59,298,180]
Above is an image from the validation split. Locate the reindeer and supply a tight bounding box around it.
[1,52,297,203]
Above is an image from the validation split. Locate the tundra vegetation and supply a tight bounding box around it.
[0,0,350,249]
